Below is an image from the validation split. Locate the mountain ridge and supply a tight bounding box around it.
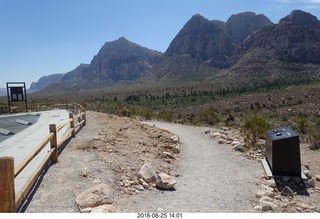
[31,10,320,92]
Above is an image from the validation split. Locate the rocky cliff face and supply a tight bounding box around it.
[225,12,274,41]
[214,10,320,87]
[77,37,162,88]
[165,14,238,68]
[30,73,64,91]
[243,10,320,64]
[61,63,89,84]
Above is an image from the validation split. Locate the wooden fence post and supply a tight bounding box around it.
[69,113,75,137]
[82,109,86,127]
[0,157,16,212]
[49,124,58,163]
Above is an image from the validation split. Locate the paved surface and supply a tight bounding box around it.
[0,110,71,197]
[0,113,41,143]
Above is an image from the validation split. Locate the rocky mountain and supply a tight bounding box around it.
[60,63,89,85]
[34,10,320,91]
[29,73,65,91]
[217,10,320,87]
[145,10,320,84]
[72,37,162,88]
[225,12,274,41]
[144,12,274,82]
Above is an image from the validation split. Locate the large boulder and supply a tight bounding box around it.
[156,172,177,190]
[76,184,113,209]
[138,162,159,183]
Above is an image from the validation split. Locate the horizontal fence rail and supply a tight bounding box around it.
[0,106,86,212]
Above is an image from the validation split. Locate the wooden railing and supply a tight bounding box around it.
[0,107,86,212]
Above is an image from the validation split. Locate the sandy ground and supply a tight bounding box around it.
[23,111,320,213]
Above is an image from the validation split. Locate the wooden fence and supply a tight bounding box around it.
[0,107,86,212]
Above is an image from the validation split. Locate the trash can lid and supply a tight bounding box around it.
[267,127,298,140]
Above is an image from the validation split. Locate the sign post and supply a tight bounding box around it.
[6,82,28,113]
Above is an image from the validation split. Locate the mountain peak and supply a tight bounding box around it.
[280,10,320,29]
[225,11,273,41]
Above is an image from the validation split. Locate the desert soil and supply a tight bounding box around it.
[23,111,320,213]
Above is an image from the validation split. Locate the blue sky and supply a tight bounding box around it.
[1,0,320,89]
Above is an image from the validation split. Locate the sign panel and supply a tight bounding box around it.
[10,87,24,102]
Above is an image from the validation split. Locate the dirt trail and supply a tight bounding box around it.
[117,121,263,213]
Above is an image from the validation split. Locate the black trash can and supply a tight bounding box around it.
[266,127,301,177]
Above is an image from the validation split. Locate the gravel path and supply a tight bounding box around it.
[117,121,264,213]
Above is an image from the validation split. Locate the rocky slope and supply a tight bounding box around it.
[73,37,162,88]
[214,10,320,87]
[29,73,65,91]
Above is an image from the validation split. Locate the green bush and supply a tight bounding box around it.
[241,112,271,147]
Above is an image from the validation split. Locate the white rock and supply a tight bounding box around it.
[253,206,263,211]
[259,196,274,203]
[76,184,113,209]
[266,179,277,188]
[138,162,158,183]
[315,175,320,181]
[260,201,277,209]
[156,172,177,190]
[231,141,241,146]
[210,132,221,138]
[163,151,175,159]
[171,135,180,143]
[91,204,118,213]
[80,207,93,213]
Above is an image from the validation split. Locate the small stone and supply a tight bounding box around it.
[266,179,277,188]
[205,130,211,134]
[80,207,93,213]
[307,179,315,188]
[163,151,175,159]
[281,186,294,196]
[303,170,312,179]
[211,132,221,138]
[218,138,225,144]
[315,175,320,181]
[262,205,273,211]
[173,146,181,154]
[234,144,244,152]
[259,196,273,203]
[253,205,262,211]
[157,207,164,212]
[171,135,179,143]
[135,185,145,191]
[91,204,118,213]
[156,172,177,190]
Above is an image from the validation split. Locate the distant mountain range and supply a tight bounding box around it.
[30,10,320,92]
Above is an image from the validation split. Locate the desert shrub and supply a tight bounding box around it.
[241,112,271,147]
[308,119,320,150]
[199,108,220,125]
[225,111,235,126]
[157,109,174,121]
[294,116,308,134]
